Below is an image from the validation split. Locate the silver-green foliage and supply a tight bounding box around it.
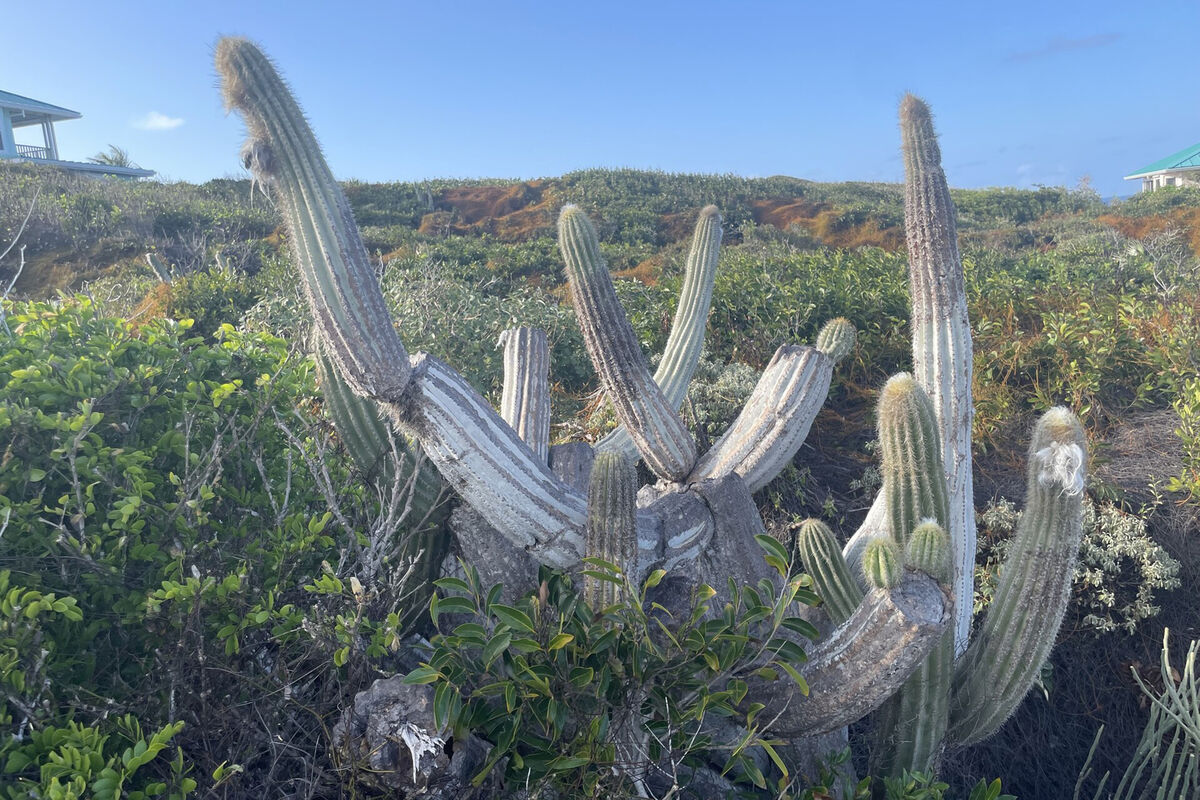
[977,498,1181,636]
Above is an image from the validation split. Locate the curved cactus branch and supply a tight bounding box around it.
[597,205,722,459]
[757,573,950,738]
[948,407,1087,746]
[688,344,833,491]
[216,38,411,402]
[498,327,551,464]
[396,355,588,568]
[558,206,697,481]
[900,95,976,654]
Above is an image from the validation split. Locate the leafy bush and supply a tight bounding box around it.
[1169,377,1200,502]
[0,299,431,794]
[408,542,820,796]
[975,499,1180,634]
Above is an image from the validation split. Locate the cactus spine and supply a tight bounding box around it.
[906,521,951,584]
[584,451,638,609]
[598,205,722,459]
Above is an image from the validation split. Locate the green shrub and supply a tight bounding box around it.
[0,298,428,793]
[975,499,1180,634]
[409,541,819,796]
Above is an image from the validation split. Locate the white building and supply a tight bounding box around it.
[1124,142,1200,192]
[0,89,154,179]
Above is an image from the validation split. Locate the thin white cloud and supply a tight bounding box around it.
[1006,34,1121,63]
[133,111,184,131]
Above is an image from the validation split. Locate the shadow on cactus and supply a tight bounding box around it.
[215,37,1086,793]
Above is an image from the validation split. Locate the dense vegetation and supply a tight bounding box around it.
[1,161,1198,798]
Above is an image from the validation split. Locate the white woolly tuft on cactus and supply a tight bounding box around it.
[1033,441,1086,496]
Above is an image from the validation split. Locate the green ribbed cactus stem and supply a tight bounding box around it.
[948,407,1087,746]
[906,520,951,584]
[558,205,696,481]
[862,538,901,590]
[314,344,449,626]
[878,373,950,548]
[871,372,954,779]
[215,38,411,402]
[583,451,638,609]
[815,317,856,363]
[795,518,863,624]
[597,204,721,459]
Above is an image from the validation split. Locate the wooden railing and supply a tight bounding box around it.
[15,144,52,159]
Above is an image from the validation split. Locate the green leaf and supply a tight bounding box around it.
[547,632,574,651]
[403,665,444,685]
[491,604,535,633]
[642,568,667,590]
[482,631,512,669]
[755,534,790,564]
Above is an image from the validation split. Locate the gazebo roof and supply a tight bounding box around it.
[0,89,81,125]
[1124,141,1200,180]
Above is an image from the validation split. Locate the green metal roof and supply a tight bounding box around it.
[0,90,81,121]
[1125,141,1200,179]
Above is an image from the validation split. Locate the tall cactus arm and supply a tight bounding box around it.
[558,205,697,481]
[947,407,1086,746]
[597,205,722,458]
[217,38,591,568]
[216,38,410,401]
[498,327,551,464]
[870,372,954,778]
[795,518,864,625]
[757,573,950,738]
[900,95,976,654]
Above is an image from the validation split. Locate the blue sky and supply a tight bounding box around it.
[4,1,1196,197]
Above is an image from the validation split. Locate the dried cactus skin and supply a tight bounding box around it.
[558,205,697,481]
[598,205,722,459]
[498,327,551,464]
[900,94,976,654]
[584,452,638,608]
[948,408,1087,746]
[215,38,411,402]
[688,344,834,491]
[796,518,864,625]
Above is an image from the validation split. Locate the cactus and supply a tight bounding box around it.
[597,205,722,460]
[795,518,863,625]
[215,40,1083,787]
[906,521,951,584]
[559,205,697,481]
[948,407,1086,745]
[862,538,902,590]
[815,317,856,362]
[313,342,449,614]
[583,451,638,609]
